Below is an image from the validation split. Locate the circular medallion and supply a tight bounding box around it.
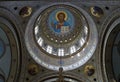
[90,6,104,18]
[25,4,98,71]
[48,8,75,35]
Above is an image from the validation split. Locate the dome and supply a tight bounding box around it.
[25,4,98,71]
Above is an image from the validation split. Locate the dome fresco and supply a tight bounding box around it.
[25,4,98,71]
[0,1,120,82]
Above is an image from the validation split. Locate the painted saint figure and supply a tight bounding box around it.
[51,11,70,33]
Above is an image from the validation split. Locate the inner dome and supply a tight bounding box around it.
[34,4,89,57]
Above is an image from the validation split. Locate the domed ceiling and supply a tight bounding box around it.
[25,4,98,71]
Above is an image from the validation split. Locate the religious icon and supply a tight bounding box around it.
[48,9,74,34]
[51,11,70,33]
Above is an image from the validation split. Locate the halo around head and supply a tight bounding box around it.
[56,11,68,21]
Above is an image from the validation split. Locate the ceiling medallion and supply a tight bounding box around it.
[25,4,98,71]
[90,6,104,18]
